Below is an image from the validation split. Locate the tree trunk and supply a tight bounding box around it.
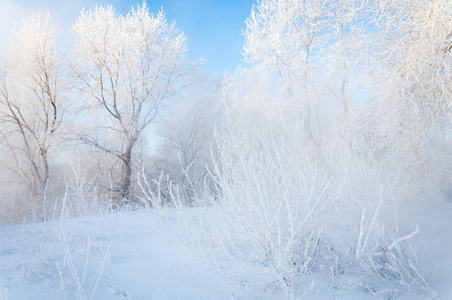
[40,147,49,192]
[120,138,135,201]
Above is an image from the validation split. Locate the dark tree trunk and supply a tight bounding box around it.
[40,147,49,191]
[120,139,135,201]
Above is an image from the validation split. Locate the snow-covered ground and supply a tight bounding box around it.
[0,201,451,299]
[399,200,452,299]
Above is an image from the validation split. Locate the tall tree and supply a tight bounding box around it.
[72,2,198,201]
[372,0,452,137]
[244,0,334,139]
[0,12,65,197]
[244,0,370,137]
[357,0,452,196]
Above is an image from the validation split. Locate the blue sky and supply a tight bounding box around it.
[119,0,256,73]
[0,0,256,73]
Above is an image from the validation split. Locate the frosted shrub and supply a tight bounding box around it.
[56,193,111,300]
[323,120,432,297]
[64,161,111,218]
[200,106,432,296]
[209,115,337,294]
[351,186,430,296]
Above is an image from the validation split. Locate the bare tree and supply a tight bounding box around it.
[71,2,199,201]
[372,0,452,135]
[0,12,65,198]
[365,0,452,195]
[244,0,336,139]
[243,0,372,137]
[328,0,369,121]
[157,79,220,199]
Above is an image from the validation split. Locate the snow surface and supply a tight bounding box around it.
[0,202,451,300]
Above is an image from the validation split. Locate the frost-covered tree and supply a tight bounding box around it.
[365,0,452,196]
[328,0,369,120]
[372,0,452,137]
[72,2,199,201]
[156,79,220,199]
[244,0,324,138]
[244,0,339,138]
[0,12,65,198]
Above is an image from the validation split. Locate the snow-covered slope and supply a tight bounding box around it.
[0,202,450,300]
[0,210,256,299]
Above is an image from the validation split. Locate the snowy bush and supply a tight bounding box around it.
[0,157,112,225]
[322,117,433,297]
[56,193,111,300]
[164,99,433,297]
[182,108,335,295]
